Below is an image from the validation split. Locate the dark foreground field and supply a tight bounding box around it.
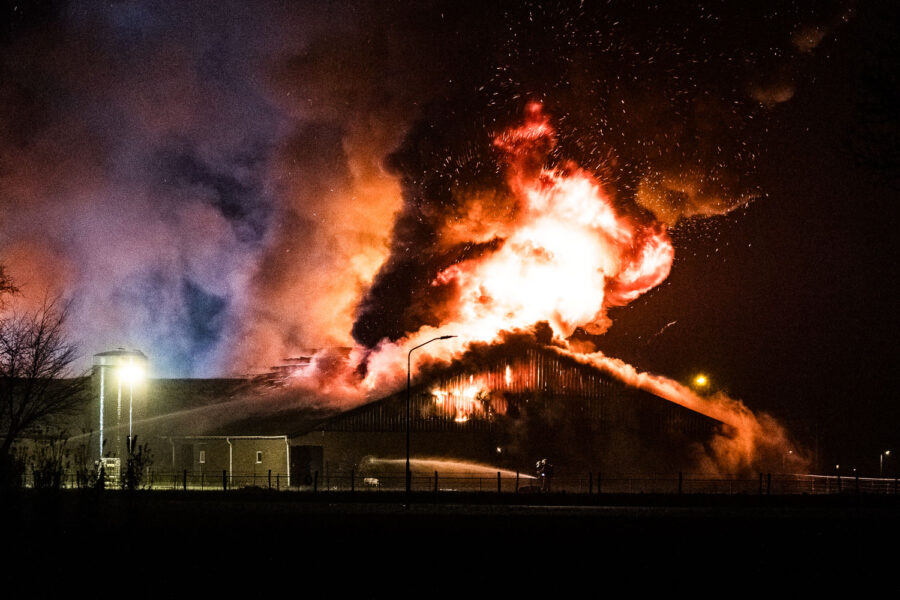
[4,490,899,592]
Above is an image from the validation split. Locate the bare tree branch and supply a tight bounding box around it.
[0,298,88,458]
[0,264,19,308]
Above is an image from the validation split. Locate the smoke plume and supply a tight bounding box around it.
[0,0,844,394]
[2,1,850,473]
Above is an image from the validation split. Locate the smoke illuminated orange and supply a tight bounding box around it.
[433,103,673,340]
[286,103,797,475]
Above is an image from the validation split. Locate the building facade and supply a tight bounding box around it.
[76,345,726,489]
[290,346,725,481]
[157,435,291,488]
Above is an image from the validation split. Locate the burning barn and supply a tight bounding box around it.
[44,102,785,485]
[73,341,733,486]
[290,342,725,480]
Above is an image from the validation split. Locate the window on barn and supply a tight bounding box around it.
[199,450,206,464]
[256,451,263,464]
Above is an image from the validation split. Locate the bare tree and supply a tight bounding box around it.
[0,264,18,305]
[0,298,88,485]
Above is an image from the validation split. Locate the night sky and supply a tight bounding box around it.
[1,1,898,472]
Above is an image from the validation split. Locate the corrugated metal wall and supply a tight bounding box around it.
[318,347,720,438]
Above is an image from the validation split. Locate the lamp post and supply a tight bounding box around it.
[407,335,456,497]
[881,450,891,477]
[120,361,144,453]
[98,365,106,460]
[783,450,793,473]
[117,370,122,455]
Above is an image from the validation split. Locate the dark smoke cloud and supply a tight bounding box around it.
[352,1,849,348]
[239,2,510,362]
[1,1,849,375]
[0,1,307,375]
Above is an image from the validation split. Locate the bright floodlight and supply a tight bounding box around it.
[693,374,708,387]
[120,362,144,384]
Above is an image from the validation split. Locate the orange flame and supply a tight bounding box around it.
[286,103,795,474]
[557,347,803,474]
[432,103,673,340]
[335,104,685,393]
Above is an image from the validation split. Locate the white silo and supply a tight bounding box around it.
[92,348,149,462]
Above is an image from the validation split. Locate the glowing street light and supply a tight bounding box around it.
[783,449,793,473]
[120,360,144,451]
[407,335,456,498]
[881,450,891,477]
[693,374,709,388]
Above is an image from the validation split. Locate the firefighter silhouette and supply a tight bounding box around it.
[536,458,553,492]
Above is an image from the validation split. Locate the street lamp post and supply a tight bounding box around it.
[881,450,891,477]
[98,365,105,460]
[783,450,793,473]
[117,371,122,455]
[120,361,144,453]
[407,335,456,498]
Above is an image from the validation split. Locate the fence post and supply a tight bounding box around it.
[837,473,842,492]
[201,472,204,491]
[588,472,593,495]
[434,470,438,494]
[351,468,355,493]
[183,469,187,491]
[276,473,280,491]
[758,473,763,495]
[497,471,501,495]
[766,473,771,495]
[223,470,227,491]
[268,469,272,489]
[515,471,519,494]
[678,471,683,495]
[313,470,318,493]
[855,473,859,494]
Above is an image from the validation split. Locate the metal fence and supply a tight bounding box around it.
[303,471,900,495]
[18,469,900,495]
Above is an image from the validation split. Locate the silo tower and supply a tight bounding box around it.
[92,349,148,462]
